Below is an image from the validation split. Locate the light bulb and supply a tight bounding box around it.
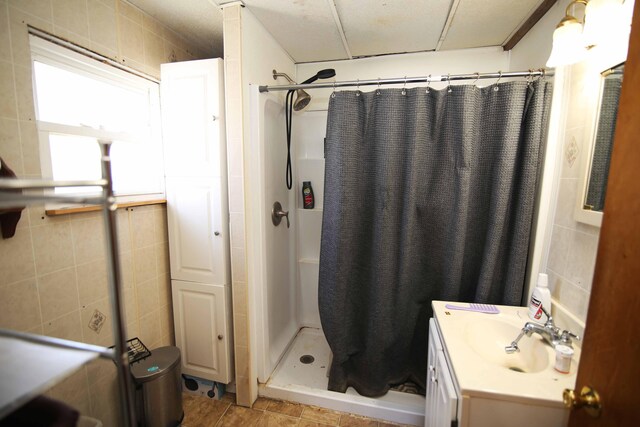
[583,0,624,47]
[546,19,588,67]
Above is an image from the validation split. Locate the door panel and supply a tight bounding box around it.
[434,351,458,427]
[172,280,231,383]
[161,59,225,178]
[568,3,640,426]
[166,177,229,285]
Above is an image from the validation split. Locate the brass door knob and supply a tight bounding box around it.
[563,386,602,418]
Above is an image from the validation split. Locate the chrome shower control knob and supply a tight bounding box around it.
[271,201,290,228]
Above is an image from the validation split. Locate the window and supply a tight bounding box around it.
[30,35,164,201]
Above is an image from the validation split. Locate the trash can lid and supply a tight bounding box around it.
[130,346,181,383]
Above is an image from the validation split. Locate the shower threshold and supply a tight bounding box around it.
[259,327,425,426]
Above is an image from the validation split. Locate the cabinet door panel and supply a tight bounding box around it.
[172,280,231,383]
[434,351,458,427]
[426,319,442,426]
[166,177,229,285]
[161,59,225,177]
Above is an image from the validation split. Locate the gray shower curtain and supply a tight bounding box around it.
[318,80,552,397]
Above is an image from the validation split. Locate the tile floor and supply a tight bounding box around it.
[182,393,414,427]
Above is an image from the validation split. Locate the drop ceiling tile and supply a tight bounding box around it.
[440,0,543,50]
[243,0,349,63]
[335,0,453,57]
[127,0,223,57]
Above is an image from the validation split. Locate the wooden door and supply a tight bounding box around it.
[172,280,232,383]
[567,3,640,425]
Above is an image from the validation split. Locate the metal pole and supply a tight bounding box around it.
[0,329,115,359]
[99,141,137,427]
[259,69,553,92]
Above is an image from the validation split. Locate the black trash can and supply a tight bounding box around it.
[130,346,183,427]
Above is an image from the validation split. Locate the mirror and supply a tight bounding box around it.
[584,64,624,211]
[575,60,625,227]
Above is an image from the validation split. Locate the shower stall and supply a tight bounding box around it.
[248,85,426,425]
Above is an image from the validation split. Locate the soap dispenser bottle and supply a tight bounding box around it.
[302,181,315,209]
[528,273,551,321]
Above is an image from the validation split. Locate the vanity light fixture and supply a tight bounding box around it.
[546,0,625,68]
[582,0,625,47]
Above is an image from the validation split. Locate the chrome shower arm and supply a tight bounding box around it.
[273,70,296,85]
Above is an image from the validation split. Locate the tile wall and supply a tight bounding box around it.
[0,0,209,424]
[221,3,254,408]
[546,60,601,324]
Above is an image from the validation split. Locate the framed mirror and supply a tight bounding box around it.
[575,56,626,227]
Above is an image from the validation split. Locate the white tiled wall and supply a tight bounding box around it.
[545,61,602,324]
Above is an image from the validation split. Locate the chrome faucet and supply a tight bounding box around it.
[505,306,579,354]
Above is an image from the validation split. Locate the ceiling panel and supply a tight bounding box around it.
[242,0,349,63]
[128,0,223,57]
[129,0,551,65]
[439,0,543,50]
[335,0,453,57]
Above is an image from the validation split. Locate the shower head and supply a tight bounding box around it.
[300,68,337,84]
[293,69,335,110]
[293,90,311,111]
[273,70,312,111]
[272,69,337,111]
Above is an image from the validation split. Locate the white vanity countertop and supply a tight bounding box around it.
[432,300,580,407]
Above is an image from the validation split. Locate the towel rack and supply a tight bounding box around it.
[0,141,136,426]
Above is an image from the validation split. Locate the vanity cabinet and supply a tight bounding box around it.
[426,319,458,427]
[161,58,233,384]
[426,301,574,427]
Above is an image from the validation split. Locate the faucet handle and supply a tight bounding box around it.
[560,330,580,345]
[540,305,554,325]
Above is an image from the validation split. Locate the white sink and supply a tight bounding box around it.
[464,318,550,374]
[432,301,580,405]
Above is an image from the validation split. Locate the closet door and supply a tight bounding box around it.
[172,280,232,383]
[166,176,229,285]
[161,59,226,178]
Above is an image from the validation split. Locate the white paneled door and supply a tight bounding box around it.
[172,280,231,383]
[161,58,232,385]
[165,176,229,285]
[161,59,226,178]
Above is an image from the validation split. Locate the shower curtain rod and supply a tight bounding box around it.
[258,68,553,93]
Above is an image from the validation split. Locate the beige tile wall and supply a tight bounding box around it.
[0,0,209,423]
[221,3,254,408]
[546,61,601,323]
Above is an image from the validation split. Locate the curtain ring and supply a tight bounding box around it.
[425,74,431,93]
[473,72,480,89]
[402,76,407,95]
[331,81,336,98]
[356,78,360,96]
[376,78,381,95]
[526,69,533,86]
[494,71,502,92]
[447,73,452,93]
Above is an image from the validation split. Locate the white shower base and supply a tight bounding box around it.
[259,327,425,426]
